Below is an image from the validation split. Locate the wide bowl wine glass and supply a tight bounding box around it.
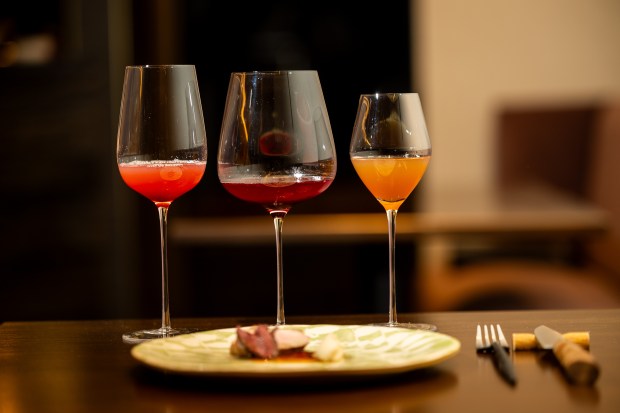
[349,93,434,330]
[116,65,207,343]
[218,71,337,325]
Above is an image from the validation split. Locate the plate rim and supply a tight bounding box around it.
[130,324,461,379]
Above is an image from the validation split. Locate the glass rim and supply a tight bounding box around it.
[125,64,196,69]
[359,92,420,97]
[230,70,318,75]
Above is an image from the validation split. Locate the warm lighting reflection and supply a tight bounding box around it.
[239,73,249,145]
[0,33,56,67]
[0,372,20,413]
[0,326,91,411]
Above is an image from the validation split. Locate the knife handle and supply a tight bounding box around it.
[553,339,600,385]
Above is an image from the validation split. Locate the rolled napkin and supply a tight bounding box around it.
[512,331,590,351]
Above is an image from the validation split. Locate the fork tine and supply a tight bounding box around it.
[496,324,509,350]
[476,324,483,350]
[477,324,511,353]
[484,324,490,347]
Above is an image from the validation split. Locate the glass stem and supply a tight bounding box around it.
[158,206,172,333]
[386,209,398,325]
[271,211,287,325]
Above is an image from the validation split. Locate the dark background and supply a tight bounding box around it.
[0,0,417,321]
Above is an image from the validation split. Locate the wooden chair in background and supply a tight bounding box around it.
[417,101,620,311]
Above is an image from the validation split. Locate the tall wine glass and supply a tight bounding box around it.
[217,71,337,325]
[116,65,207,343]
[349,93,434,330]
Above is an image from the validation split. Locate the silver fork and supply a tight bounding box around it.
[476,324,517,385]
[476,324,510,352]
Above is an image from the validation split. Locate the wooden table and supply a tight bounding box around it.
[2,309,619,412]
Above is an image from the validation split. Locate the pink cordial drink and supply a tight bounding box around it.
[221,176,334,213]
[118,161,206,207]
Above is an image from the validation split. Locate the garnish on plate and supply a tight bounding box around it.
[229,324,343,362]
[312,333,344,362]
[229,324,279,359]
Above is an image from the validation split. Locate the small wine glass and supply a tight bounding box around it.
[349,93,434,330]
[217,70,337,325]
[116,65,207,343]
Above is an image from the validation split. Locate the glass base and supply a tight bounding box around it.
[370,322,437,331]
[122,327,200,344]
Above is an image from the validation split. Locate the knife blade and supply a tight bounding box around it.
[534,325,600,385]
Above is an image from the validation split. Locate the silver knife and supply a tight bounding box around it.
[534,325,600,385]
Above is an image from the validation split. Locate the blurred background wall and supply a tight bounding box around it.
[1,0,619,321]
[415,0,620,199]
[413,0,620,310]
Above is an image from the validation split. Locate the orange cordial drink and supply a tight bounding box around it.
[351,156,430,210]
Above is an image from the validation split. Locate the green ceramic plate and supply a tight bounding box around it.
[131,324,461,378]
